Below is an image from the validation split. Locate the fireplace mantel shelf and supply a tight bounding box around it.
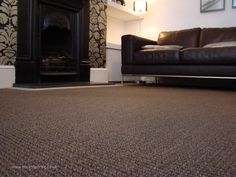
[107,1,144,21]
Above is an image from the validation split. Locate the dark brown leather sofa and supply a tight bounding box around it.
[121,27,236,82]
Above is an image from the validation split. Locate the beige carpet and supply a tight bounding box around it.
[0,85,236,176]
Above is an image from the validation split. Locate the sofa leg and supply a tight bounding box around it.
[155,76,159,84]
[121,75,124,85]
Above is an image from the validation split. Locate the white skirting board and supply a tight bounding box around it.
[0,65,15,88]
[90,68,109,83]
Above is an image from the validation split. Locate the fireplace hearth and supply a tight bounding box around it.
[15,0,90,83]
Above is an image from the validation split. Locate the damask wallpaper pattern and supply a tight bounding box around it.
[0,0,17,65]
[89,0,107,68]
[0,0,107,67]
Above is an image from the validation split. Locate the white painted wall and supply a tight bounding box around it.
[124,0,236,40]
[124,19,142,36]
[107,16,125,44]
[106,43,122,81]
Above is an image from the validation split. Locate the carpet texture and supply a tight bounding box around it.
[0,86,236,176]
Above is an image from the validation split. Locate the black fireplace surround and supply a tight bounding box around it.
[15,0,90,83]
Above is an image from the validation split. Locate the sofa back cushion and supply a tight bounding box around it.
[157,28,201,48]
[200,27,236,47]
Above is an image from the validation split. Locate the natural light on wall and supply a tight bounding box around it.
[133,0,147,13]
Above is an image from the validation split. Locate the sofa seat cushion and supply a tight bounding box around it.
[133,49,180,65]
[141,45,183,50]
[181,47,236,65]
[203,41,236,48]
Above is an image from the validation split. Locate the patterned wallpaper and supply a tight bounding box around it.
[0,0,17,65]
[0,0,107,68]
[89,0,107,68]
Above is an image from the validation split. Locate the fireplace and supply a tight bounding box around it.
[15,0,90,83]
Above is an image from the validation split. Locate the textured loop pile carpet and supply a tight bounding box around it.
[0,85,236,176]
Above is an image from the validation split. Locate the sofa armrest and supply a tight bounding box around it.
[122,34,157,65]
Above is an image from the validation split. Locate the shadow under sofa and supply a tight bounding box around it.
[121,27,236,83]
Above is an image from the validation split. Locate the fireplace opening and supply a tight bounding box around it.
[40,5,77,75]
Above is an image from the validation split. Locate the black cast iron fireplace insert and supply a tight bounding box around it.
[15,0,90,83]
[40,5,75,74]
